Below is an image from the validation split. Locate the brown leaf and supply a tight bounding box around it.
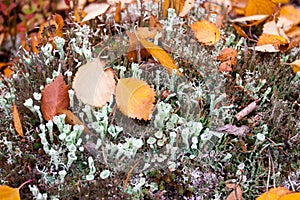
[12,103,24,137]
[114,1,122,23]
[41,74,70,121]
[116,78,156,120]
[0,62,13,78]
[126,31,151,62]
[226,185,242,200]
[179,0,195,17]
[72,59,116,107]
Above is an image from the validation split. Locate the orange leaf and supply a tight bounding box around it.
[244,0,276,16]
[139,38,183,76]
[72,59,116,107]
[256,187,292,200]
[279,193,300,200]
[41,74,70,121]
[114,1,122,23]
[226,185,242,200]
[290,60,300,74]
[149,15,163,32]
[12,103,24,137]
[82,3,110,22]
[126,32,151,62]
[162,0,170,17]
[0,62,13,78]
[279,5,300,27]
[190,20,220,46]
[0,180,32,200]
[116,78,156,120]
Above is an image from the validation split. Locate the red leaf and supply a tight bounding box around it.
[41,74,70,121]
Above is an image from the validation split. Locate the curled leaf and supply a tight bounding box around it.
[12,103,24,137]
[139,38,183,76]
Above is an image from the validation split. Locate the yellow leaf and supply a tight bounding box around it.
[256,187,292,200]
[279,193,300,200]
[290,60,300,74]
[162,0,170,17]
[139,38,183,76]
[116,78,156,120]
[245,0,276,16]
[190,20,220,46]
[72,58,116,107]
[257,34,288,46]
[0,180,32,200]
[271,0,289,3]
[12,103,24,138]
[279,5,300,26]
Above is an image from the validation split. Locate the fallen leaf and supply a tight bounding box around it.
[279,193,300,200]
[139,38,183,76]
[226,185,242,200]
[41,74,70,121]
[257,33,288,47]
[249,44,280,52]
[179,0,195,17]
[38,14,64,41]
[190,20,220,46]
[116,78,156,120]
[0,62,13,78]
[82,3,110,22]
[218,61,233,73]
[279,5,300,26]
[0,180,33,200]
[257,187,292,200]
[217,48,238,65]
[271,0,288,3]
[136,27,159,39]
[290,60,300,74]
[148,15,163,32]
[12,103,24,137]
[72,58,116,107]
[162,0,170,17]
[126,31,151,62]
[114,1,121,23]
[218,124,250,136]
[244,0,276,16]
[57,109,96,138]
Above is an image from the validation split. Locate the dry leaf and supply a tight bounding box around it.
[38,14,64,41]
[139,38,183,76]
[249,44,280,52]
[0,180,32,200]
[257,187,292,200]
[114,1,122,23]
[279,5,300,26]
[226,185,242,200]
[82,3,110,22]
[271,0,288,3]
[12,103,24,137]
[116,78,156,120]
[244,0,276,16]
[72,58,116,107]
[0,62,13,78]
[148,15,163,32]
[257,34,288,47]
[126,31,151,62]
[279,193,300,200]
[219,61,233,73]
[136,27,159,39]
[217,48,238,66]
[57,109,96,137]
[41,74,70,121]
[190,20,220,46]
[179,0,195,17]
[162,0,170,17]
[290,60,300,74]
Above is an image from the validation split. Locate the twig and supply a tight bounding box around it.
[235,99,259,121]
[123,161,139,190]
